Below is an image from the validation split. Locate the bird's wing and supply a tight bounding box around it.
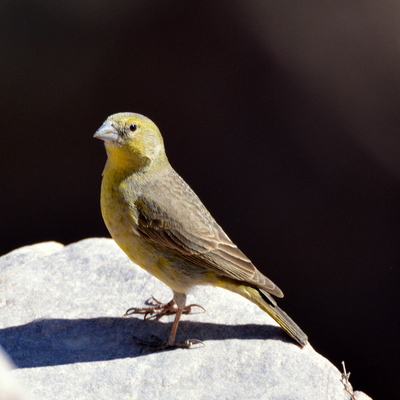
[134,175,283,298]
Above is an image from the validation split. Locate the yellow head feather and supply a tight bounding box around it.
[94,112,168,173]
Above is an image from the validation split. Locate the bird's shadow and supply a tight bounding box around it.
[0,316,290,368]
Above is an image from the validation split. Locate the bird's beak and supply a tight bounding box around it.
[94,121,119,143]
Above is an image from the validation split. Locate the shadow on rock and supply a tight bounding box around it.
[0,316,288,368]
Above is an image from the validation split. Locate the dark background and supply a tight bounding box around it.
[1,1,399,398]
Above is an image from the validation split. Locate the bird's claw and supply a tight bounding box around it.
[182,304,206,315]
[132,335,204,352]
[183,338,205,348]
[125,296,205,320]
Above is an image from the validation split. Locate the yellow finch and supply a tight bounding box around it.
[94,112,308,349]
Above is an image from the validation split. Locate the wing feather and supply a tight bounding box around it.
[134,173,283,298]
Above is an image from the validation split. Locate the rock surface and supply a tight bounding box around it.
[0,238,372,400]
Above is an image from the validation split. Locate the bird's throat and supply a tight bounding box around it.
[104,143,151,176]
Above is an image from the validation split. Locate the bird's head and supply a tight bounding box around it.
[94,112,168,172]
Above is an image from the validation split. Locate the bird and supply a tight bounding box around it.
[94,112,308,350]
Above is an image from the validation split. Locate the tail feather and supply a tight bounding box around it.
[258,289,308,347]
[219,281,308,347]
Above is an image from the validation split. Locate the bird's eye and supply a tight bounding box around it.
[129,124,138,132]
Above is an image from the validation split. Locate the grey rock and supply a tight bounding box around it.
[0,238,372,400]
[0,345,28,400]
[354,392,373,400]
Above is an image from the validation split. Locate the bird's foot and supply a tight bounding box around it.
[125,296,205,320]
[133,335,204,351]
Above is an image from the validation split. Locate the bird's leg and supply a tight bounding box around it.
[131,292,204,350]
[125,295,205,320]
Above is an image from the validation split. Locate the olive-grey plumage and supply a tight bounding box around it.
[134,166,283,297]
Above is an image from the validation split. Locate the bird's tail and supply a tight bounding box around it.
[219,281,308,347]
[257,288,308,347]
